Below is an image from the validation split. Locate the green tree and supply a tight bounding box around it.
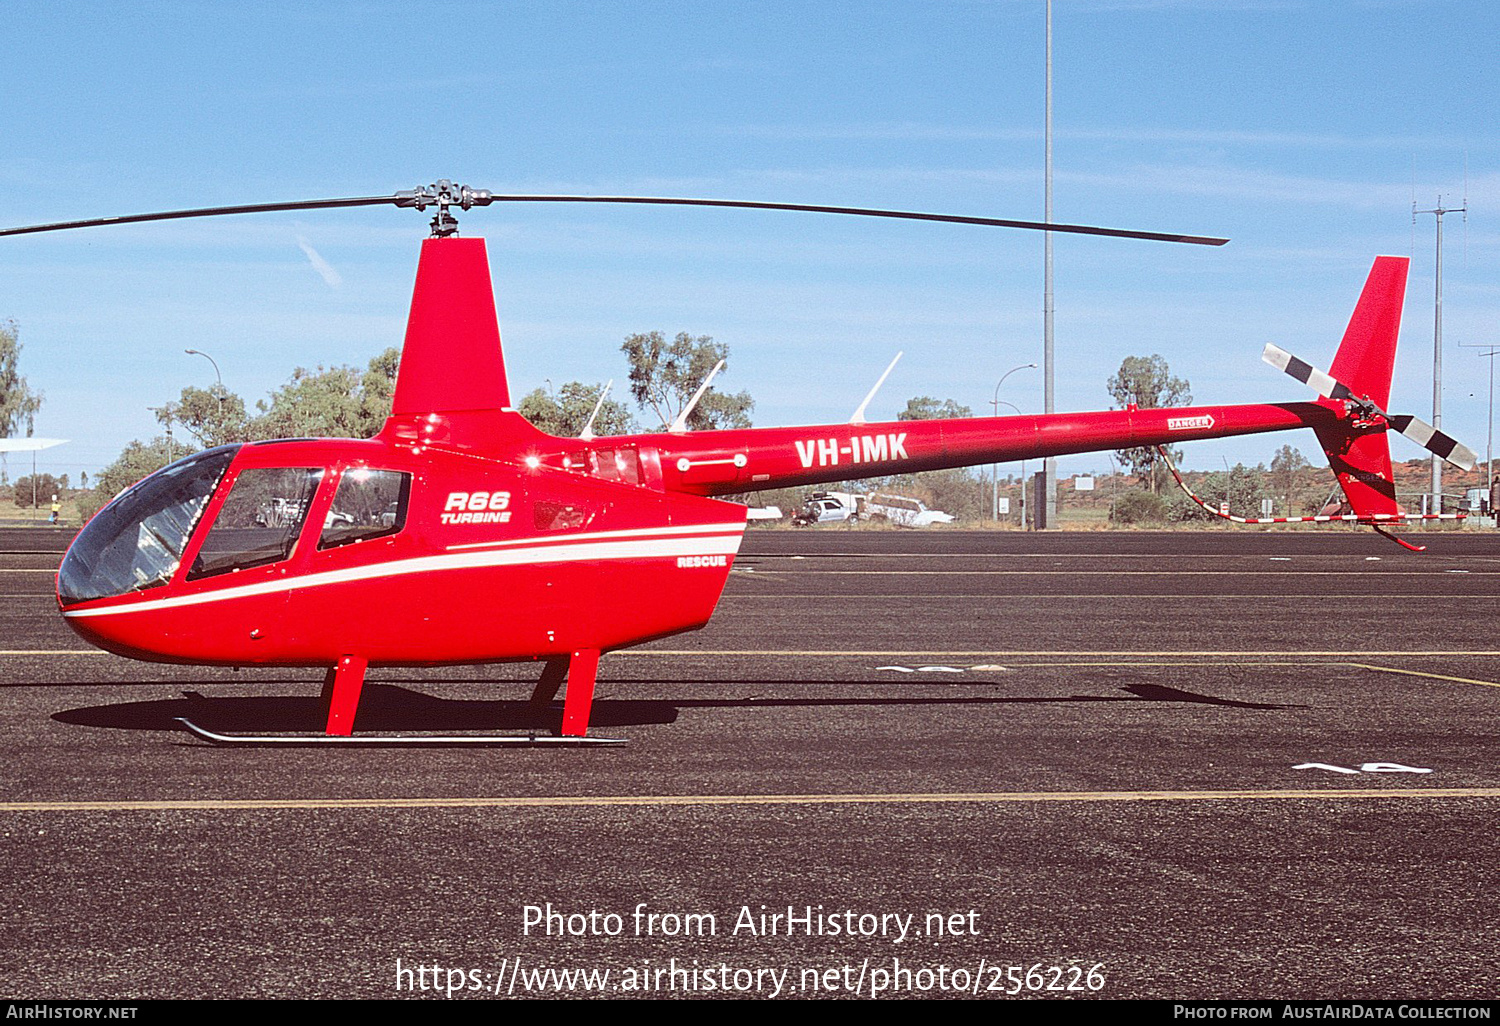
[83,349,401,521]
[11,473,61,508]
[910,467,984,520]
[892,396,980,519]
[620,331,753,431]
[0,320,42,440]
[160,385,251,448]
[1107,354,1191,493]
[897,396,973,421]
[250,347,400,440]
[518,382,635,437]
[1270,444,1311,516]
[0,320,44,485]
[1109,490,1167,524]
[1167,463,1269,522]
[76,438,179,521]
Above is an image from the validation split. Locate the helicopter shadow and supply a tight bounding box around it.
[52,684,666,735]
[51,677,1294,736]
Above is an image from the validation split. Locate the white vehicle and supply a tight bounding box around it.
[792,491,860,526]
[863,493,955,528]
[793,491,953,527]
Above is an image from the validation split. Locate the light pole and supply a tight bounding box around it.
[185,348,223,391]
[185,348,225,442]
[1460,341,1498,515]
[1042,0,1055,530]
[991,363,1037,523]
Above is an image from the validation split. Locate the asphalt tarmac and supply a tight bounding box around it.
[2,525,1498,1000]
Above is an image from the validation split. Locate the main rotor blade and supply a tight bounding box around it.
[483,195,1230,246]
[0,188,1229,245]
[0,196,397,237]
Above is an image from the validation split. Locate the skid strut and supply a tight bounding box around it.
[527,649,603,736]
[177,647,624,747]
[322,654,368,736]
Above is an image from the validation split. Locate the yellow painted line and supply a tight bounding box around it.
[0,649,108,656]
[723,594,1497,600]
[1347,663,1500,689]
[3,789,1499,813]
[748,553,1463,560]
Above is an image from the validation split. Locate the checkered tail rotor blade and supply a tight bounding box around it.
[1262,343,1477,471]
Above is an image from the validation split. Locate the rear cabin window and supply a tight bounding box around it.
[533,500,595,532]
[588,447,641,486]
[318,469,411,550]
[188,467,322,580]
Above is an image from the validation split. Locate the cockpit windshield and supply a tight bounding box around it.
[57,446,240,604]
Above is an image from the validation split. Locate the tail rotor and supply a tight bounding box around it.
[1262,343,1476,471]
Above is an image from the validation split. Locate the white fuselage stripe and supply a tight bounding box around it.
[65,524,746,619]
[444,522,743,551]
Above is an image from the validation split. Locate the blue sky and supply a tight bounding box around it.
[1,0,1495,483]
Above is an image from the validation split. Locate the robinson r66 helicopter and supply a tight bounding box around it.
[3,182,1475,745]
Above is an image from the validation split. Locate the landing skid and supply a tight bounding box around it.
[174,718,627,748]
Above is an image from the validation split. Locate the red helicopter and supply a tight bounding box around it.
[5,182,1474,745]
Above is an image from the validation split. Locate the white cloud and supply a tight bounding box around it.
[296,236,343,287]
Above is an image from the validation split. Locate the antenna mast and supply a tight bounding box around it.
[1414,194,1467,514]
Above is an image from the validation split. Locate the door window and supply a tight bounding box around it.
[188,467,322,579]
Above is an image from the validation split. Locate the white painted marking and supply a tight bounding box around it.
[916,666,964,673]
[1294,763,1362,775]
[614,649,1500,658]
[876,666,914,673]
[1295,762,1434,775]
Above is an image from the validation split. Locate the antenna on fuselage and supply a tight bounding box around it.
[579,380,613,441]
[669,360,726,434]
[849,352,903,425]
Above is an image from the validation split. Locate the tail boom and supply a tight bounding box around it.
[645,400,1340,496]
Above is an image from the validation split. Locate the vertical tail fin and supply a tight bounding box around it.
[1312,256,1409,518]
[1326,256,1407,411]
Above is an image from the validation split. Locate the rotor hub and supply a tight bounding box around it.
[394,180,495,238]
